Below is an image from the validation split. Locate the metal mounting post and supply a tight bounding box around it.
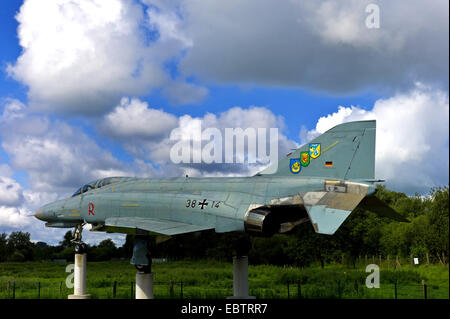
[68,224,91,299]
[227,235,255,299]
[131,236,154,299]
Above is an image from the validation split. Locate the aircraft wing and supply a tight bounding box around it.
[104,217,214,236]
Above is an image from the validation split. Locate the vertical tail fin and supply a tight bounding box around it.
[258,120,376,180]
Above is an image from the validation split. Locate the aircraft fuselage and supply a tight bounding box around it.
[35,175,376,236]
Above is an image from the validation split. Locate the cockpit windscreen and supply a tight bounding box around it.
[71,177,136,197]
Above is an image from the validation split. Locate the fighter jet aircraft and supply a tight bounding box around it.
[34,120,407,268]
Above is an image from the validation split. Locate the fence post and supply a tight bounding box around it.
[12,281,15,299]
[297,280,302,299]
[169,280,174,298]
[394,281,397,299]
[354,280,358,296]
[130,281,134,299]
[7,281,10,297]
[59,281,62,297]
[422,280,427,299]
[38,281,40,299]
[180,281,183,299]
[113,281,117,298]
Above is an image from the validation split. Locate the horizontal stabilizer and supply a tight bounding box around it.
[104,217,214,236]
[358,196,409,222]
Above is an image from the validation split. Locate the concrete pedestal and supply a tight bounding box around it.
[136,272,154,299]
[227,256,255,299]
[68,253,91,299]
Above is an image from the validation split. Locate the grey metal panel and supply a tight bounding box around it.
[105,217,214,236]
[215,215,244,233]
[252,180,268,204]
[169,193,217,226]
[81,192,110,223]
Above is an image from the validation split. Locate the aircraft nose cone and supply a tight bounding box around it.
[34,207,44,221]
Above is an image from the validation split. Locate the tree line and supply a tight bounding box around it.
[0,230,130,262]
[0,185,448,266]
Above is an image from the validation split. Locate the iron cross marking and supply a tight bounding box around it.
[198,199,209,210]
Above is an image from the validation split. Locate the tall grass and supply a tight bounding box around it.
[0,260,447,299]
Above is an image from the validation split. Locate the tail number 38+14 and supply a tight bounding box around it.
[186,199,220,210]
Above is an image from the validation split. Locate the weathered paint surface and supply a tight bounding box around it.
[35,120,408,237]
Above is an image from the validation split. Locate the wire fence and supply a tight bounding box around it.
[0,279,447,299]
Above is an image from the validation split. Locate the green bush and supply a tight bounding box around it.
[8,251,25,262]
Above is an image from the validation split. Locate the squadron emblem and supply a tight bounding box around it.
[290,159,301,174]
[300,152,310,167]
[309,143,321,159]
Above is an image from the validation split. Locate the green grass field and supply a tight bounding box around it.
[0,260,448,299]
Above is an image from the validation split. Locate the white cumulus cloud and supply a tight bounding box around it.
[6,0,207,114]
[0,100,130,194]
[0,176,24,207]
[0,206,31,228]
[101,97,178,139]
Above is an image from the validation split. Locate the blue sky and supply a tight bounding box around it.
[0,0,448,244]
[0,1,23,88]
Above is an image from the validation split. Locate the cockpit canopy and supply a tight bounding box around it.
[71,177,137,197]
